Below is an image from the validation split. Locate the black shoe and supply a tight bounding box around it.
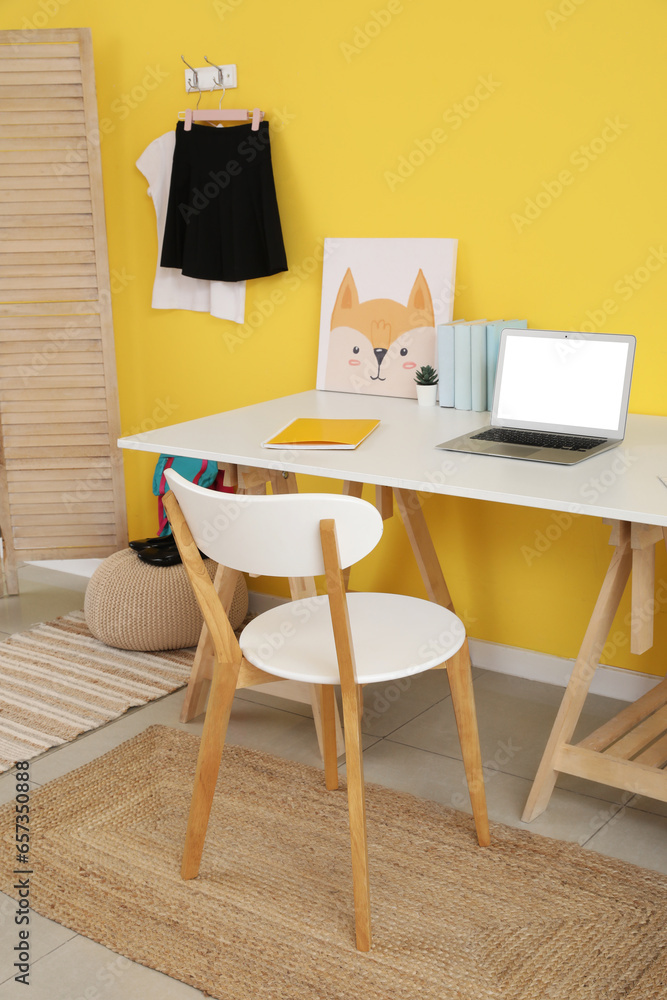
[137,544,182,567]
[129,535,173,552]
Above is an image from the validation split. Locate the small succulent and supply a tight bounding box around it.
[414,365,438,386]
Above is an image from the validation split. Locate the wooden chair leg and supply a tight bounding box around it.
[320,684,339,790]
[446,638,490,847]
[320,516,371,950]
[340,679,372,951]
[181,655,242,879]
[180,565,241,723]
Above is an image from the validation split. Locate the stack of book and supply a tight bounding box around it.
[437,319,528,411]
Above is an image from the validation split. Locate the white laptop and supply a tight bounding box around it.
[436,328,636,465]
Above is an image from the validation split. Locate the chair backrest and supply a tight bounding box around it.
[164,469,384,577]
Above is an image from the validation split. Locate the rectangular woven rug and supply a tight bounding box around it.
[0,612,194,771]
[1,724,665,999]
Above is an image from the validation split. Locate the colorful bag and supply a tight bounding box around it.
[152,455,234,535]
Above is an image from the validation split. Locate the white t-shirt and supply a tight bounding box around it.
[136,131,246,323]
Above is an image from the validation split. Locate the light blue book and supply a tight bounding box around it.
[471,323,487,411]
[437,320,465,407]
[486,319,528,404]
[454,320,486,410]
[454,325,472,410]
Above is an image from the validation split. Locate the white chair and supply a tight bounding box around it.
[163,469,490,951]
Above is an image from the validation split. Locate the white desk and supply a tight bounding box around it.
[119,390,667,526]
[119,390,667,819]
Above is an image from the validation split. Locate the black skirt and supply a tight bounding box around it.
[160,120,288,282]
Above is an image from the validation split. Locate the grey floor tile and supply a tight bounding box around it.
[238,669,456,740]
[359,668,453,737]
[159,685,379,763]
[0,933,205,997]
[27,687,373,785]
[0,577,83,634]
[0,892,75,985]
[625,792,667,818]
[584,803,667,874]
[226,693,349,765]
[234,685,315,718]
[357,738,628,845]
[388,669,630,804]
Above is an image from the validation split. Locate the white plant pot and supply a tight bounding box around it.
[416,384,438,406]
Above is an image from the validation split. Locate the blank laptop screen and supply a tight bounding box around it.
[495,334,630,433]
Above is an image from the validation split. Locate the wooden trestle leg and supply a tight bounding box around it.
[524,521,667,821]
[393,487,455,611]
[522,522,633,822]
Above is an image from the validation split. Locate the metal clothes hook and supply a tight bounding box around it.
[204,55,224,87]
[204,55,226,107]
[181,54,199,88]
[181,54,202,109]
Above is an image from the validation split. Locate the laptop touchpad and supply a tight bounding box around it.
[485,443,540,457]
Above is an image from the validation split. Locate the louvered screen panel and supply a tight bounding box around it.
[0,28,127,593]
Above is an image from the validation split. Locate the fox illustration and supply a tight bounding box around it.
[324,268,436,396]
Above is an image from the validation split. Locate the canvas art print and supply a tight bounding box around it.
[316,238,457,398]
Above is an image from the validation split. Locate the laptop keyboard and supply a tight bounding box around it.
[471,428,607,452]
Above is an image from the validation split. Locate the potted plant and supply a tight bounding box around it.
[414,365,438,406]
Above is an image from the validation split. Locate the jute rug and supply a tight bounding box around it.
[0,612,194,772]
[1,725,666,999]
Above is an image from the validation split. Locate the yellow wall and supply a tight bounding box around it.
[4,0,666,674]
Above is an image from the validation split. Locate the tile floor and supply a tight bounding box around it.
[1,566,666,998]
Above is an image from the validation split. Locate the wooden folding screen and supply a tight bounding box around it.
[0,27,127,593]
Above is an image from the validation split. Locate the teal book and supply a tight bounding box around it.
[454,320,486,410]
[486,319,528,404]
[454,325,472,410]
[437,320,465,407]
[471,323,487,411]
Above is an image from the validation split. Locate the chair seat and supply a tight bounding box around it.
[240,592,466,685]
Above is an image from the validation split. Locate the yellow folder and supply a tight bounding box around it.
[262,418,380,450]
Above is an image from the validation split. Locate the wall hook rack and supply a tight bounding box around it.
[182,58,237,93]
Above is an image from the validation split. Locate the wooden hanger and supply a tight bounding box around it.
[179,55,264,131]
[183,107,264,131]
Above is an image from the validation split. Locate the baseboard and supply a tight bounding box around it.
[249,591,299,615]
[26,559,103,579]
[19,560,103,594]
[467,637,660,703]
[248,590,661,704]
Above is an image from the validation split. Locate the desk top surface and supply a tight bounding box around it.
[118,390,667,526]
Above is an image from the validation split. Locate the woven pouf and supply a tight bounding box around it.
[84,548,248,651]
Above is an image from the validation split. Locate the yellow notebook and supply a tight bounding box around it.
[262,418,380,450]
